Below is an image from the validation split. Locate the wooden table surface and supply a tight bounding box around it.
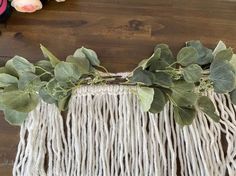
[0,0,236,175]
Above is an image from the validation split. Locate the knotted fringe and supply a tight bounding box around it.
[13,85,236,176]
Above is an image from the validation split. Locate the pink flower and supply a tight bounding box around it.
[0,0,7,15]
[11,0,42,13]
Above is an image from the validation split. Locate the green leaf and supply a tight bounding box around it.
[54,61,82,82]
[171,80,198,107]
[153,72,173,87]
[177,47,198,66]
[4,108,28,126]
[213,40,226,57]
[3,84,18,92]
[149,88,167,113]
[1,90,39,112]
[186,40,213,65]
[35,60,53,71]
[0,67,7,73]
[73,48,87,58]
[81,47,100,66]
[66,55,90,74]
[183,64,202,83]
[154,44,174,62]
[210,59,235,93]
[229,54,236,73]
[149,58,170,71]
[171,80,195,91]
[39,86,57,104]
[40,44,60,67]
[46,79,69,101]
[215,48,233,61]
[129,67,154,86]
[0,73,18,88]
[139,48,161,70]
[39,87,57,104]
[229,89,236,105]
[5,56,35,76]
[18,72,42,91]
[174,106,196,126]
[57,94,71,111]
[137,86,154,112]
[35,60,54,81]
[197,96,220,122]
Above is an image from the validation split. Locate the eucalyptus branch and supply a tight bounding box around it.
[0,40,235,126]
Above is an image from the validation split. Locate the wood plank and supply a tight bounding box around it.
[0,0,236,175]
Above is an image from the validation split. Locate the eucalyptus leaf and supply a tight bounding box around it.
[183,64,202,83]
[129,67,154,86]
[213,40,226,57]
[171,80,198,107]
[18,72,42,91]
[39,87,57,104]
[154,44,175,64]
[54,61,82,82]
[35,60,53,73]
[35,60,54,81]
[0,73,18,88]
[4,108,28,126]
[229,54,236,73]
[74,48,87,59]
[81,47,100,66]
[57,94,71,111]
[210,59,235,93]
[171,80,195,91]
[215,48,233,61]
[149,88,167,113]
[229,89,236,105]
[40,44,60,67]
[1,91,39,112]
[174,106,196,126]
[137,86,154,112]
[197,96,220,122]
[153,72,173,87]
[66,55,90,74]
[3,84,18,92]
[177,47,198,66]
[148,58,170,71]
[0,67,7,73]
[186,40,213,65]
[139,48,161,69]
[46,79,69,100]
[5,56,35,76]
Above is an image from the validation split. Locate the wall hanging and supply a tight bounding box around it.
[0,40,236,176]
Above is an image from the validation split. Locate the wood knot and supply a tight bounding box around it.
[128,20,144,31]
[14,32,24,39]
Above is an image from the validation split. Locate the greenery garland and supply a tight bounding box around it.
[0,40,236,126]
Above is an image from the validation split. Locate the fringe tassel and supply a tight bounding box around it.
[13,85,236,176]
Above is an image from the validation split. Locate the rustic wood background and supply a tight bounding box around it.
[0,0,236,175]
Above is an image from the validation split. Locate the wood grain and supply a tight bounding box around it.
[0,0,236,175]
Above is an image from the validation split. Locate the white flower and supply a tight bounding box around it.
[11,0,42,13]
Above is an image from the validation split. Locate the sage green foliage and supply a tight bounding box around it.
[186,40,213,65]
[137,87,154,112]
[0,45,100,125]
[177,47,198,66]
[0,73,18,87]
[197,96,220,122]
[210,48,235,93]
[183,64,202,83]
[0,40,235,127]
[129,40,236,126]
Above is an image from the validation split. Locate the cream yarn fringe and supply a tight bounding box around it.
[12,85,236,176]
